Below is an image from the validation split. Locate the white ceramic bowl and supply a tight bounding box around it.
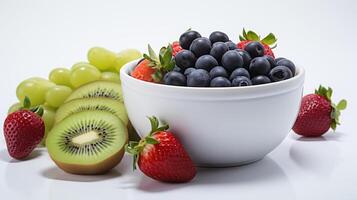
[120,59,305,167]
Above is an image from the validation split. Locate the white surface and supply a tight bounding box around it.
[0,0,357,199]
[121,60,305,166]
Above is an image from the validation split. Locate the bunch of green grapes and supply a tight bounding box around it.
[11,47,142,145]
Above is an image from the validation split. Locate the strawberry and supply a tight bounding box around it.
[237,28,277,58]
[171,41,183,57]
[131,44,175,83]
[3,97,45,159]
[126,116,196,183]
[293,86,347,137]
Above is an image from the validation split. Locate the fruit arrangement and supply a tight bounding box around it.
[131,29,296,87]
[1,28,348,184]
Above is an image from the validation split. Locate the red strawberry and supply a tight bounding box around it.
[126,116,196,183]
[237,28,277,58]
[293,86,347,137]
[171,41,183,57]
[3,97,45,159]
[131,44,175,83]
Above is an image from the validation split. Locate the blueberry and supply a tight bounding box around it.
[274,57,286,63]
[210,66,228,79]
[179,30,202,49]
[229,68,250,80]
[249,57,271,76]
[251,75,271,85]
[164,71,187,86]
[175,50,196,70]
[173,65,182,72]
[195,55,218,71]
[244,41,265,58]
[235,49,252,69]
[210,42,228,61]
[189,37,212,57]
[225,41,237,50]
[264,55,276,68]
[187,69,210,87]
[232,76,252,87]
[269,66,293,82]
[221,50,244,72]
[210,77,231,87]
[184,67,196,76]
[276,58,296,75]
[209,31,229,44]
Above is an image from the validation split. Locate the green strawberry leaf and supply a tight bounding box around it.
[146,137,159,144]
[246,31,260,41]
[331,121,337,131]
[261,33,277,45]
[337,99,347,110]
[148,44,158,61]
[23,96,31,109]
[242,28,247,39]
[239,35,245,41]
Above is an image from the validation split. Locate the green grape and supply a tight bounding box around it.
[49,68,72,87]
[101,71,121,83]
[71,62,96,72]
[16,78,55,106]
[114,49,142,72]
[87,47,117,71]
[45,85,72,108]
[8,102,22,114]
[70,65,101,88]
[40,105,56,146]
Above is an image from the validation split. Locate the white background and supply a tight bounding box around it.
[0,0,356,199]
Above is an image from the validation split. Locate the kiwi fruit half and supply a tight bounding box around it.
[46,110,127,175]
[55,98,128,126]
[65,81,123,102]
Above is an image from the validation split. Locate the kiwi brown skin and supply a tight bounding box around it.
[51,148,125,175]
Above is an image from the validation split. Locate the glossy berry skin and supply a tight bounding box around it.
[209,31,229,44]
[230,68,250,80]
[210,66,228,79]
[189,37,212,57]
[195,55,218,71]
[249,57,271,76]
[175,50,197,70]
[131,59,157,82]
[3,110,45,159]
[262,43,275,58]
[179,31,202,50]
[210,77,231,87]
[138,131,196,183]
[225,41,237,50]
[275,57,286,63]
[164,71,187,86]
[251,75,271,85]
[269,66,293,82]
[187,69,210,87]
[184,68,196,76]
[244,41,265,58]
[235,49,252,69]
[264,55,276,68]
[173,66,182,72]
[210,42,228,62]
[276,58,296,75]
[232,76,252,87]
[221,50,244,72]
[292,94,332,137]
[172,41,183,56]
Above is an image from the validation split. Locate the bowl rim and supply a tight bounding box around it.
[120,59,305,92]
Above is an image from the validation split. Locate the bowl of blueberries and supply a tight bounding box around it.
[120,29,305,167]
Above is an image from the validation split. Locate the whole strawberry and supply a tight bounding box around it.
[171,41,183,56]
[3,97,45,159]
[293,86,347,137]
[126,116,196,183]
[131,44,175,83]
[237,28,277,58]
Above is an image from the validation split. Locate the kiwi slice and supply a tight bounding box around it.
[65,81,123,102]
[46,111,128,175]
[55,98,128,126]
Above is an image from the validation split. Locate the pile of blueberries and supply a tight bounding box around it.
[163,30,296,87]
